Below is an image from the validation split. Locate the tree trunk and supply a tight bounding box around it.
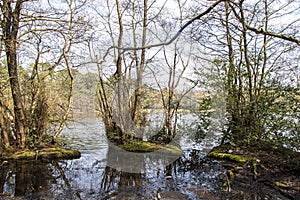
[7,52,26,148]
[0,101,11,149]
[2,0,27,148]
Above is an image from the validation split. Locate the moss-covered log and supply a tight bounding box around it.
[0,147,81,160]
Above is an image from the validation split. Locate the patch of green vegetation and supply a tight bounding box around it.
[38,148,81,159]
[208,152,253,163]
[10,151,36,160]
[119,141,163,152]
[118,141,182,155]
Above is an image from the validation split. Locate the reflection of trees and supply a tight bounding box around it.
[100,166,144,199]
[15,161,52,198]
[52,162,81,199]
[0,163,10,194]
[99,167,142,198]
[0,161,83,199]
[100,160,191,199]
[119,172,142,187]
[0,161,53,198]
[101,166,119,192]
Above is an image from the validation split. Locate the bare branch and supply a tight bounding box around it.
[245,25,300,46]
[228,2,300,46]
[99,0,226,63]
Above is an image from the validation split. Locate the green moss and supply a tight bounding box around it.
[1,147,80,160]
[275,181,289,188]
[10,151,36,160]
[120,141,163,152]
[118,141,182,155]
[208,152,252,163]
[38,148,81,160]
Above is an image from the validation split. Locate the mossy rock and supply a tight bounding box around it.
[1,147,81,160]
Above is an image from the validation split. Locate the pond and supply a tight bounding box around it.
[0,115,289,200]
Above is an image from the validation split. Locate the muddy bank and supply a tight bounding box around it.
[207,142,300,199]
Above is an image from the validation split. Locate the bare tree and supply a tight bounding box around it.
[89,0,229,144]
[90,0,169,143]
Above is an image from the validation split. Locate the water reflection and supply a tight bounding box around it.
[0,161,57,199]
[1,148,290,200]
[0,154,224,199]
[0,115,294,199]
[0,115,222,200]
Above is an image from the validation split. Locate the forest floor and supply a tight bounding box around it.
[207,142,300,199]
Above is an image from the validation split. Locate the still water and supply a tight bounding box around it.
[0,115,224,200]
